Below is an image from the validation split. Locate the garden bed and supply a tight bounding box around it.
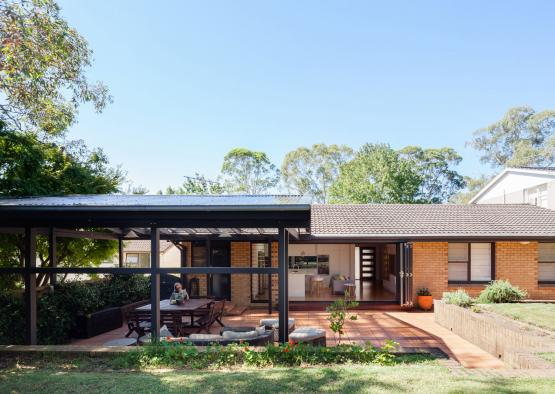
[434,300,555,369]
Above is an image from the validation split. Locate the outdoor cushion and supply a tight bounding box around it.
[189,334,223,340]
[255,325,266,336]
[290,327,326,342]
[259,318,295,329]
[221,330,259,340]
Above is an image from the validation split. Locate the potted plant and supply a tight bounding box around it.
[417,288,433,311]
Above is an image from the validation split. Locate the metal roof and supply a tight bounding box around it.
[311,203,555,239]
[0,194,311,211]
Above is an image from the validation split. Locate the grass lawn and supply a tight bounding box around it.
[480,303,555,332]
[1,358,555,393]
[539,352,555,365]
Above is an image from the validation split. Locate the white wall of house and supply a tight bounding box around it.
[470,168,555,210]
[288,243,355,278]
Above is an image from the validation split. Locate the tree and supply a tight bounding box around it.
[329,144,422,203]
[399,146,465,203]
[468,106,555,168]
[0,122,123,287]
[281,144,353,203]
[0,0,111,135]
[449,175,493,204]
[221,148,280,194]
[161,174,224,195]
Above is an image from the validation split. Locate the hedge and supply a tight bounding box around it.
[0,275,150,345]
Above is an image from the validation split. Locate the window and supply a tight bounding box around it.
[448,243,494,283]
[538,243,555,283]
[125,252,150,268]
[525,184,548,208]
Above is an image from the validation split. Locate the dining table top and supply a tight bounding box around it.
[135,298,212,312]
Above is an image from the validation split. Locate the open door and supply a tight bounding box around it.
[399,242,413,306]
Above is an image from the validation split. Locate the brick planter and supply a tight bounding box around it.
[434,300,555,369]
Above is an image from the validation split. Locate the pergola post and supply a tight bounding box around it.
[268,239,272,314]
[48,227,57,286]
[150,227,160,342]
[24,227,37,345]
[278,227,289,343]
[118,238,124,268]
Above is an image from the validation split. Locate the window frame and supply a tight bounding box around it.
[448,242,495,285]
[538,242,555,285]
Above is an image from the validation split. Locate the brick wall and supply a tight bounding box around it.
[230,242,251,306]
[181,241,208,297]
[271,241,279,305]
[412,241,555,300]
[412,242,448,299]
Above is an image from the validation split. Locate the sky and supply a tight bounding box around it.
[57,0,555,193]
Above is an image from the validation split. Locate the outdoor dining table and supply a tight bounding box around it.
[136,298,213,326]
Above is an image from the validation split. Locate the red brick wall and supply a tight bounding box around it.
[412,242,448,299]
[230,242,251,306]
[412,241,555,300]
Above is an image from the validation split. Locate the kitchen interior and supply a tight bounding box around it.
[287,243,398,302]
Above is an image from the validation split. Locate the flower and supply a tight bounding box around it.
[288,339,295,346]
[283,347,289,353]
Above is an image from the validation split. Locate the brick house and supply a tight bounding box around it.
[110,201,555,306]
[2,194,555,344]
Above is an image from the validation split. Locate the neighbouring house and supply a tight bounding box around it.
[112,240,180,268]
[469,167,555,209]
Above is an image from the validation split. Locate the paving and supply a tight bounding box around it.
[72,309,504,369]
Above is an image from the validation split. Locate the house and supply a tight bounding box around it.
[2,194,555,344]
[469,167,555,209]
[113,240,180,268]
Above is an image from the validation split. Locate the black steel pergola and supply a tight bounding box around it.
[0,195,311,345]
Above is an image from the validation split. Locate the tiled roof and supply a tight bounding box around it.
[124,240,175,253]
[311,204,555,238]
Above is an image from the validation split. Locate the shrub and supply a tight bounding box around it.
[118,340,403,369]
[417,288,431,296]
[0,275,150,345]
[442,289,473,308]
[326,298,359,344]
[476,280,527,304]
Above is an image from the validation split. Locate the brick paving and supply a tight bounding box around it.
[73,309,505,369]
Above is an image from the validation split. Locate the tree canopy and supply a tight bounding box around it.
[0,0,110,135]
[468,106,555,168]
[449,175,492,204]
[281,144,353,203]
[221,148,279,194]
[399,146,465,203]
[0,121,123,287]
[161,173,224,195]
[329,144,422,203]
[329,143,464,204]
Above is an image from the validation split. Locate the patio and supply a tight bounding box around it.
[72,309,504,369]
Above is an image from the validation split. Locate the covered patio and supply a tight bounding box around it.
[0,195,311,344]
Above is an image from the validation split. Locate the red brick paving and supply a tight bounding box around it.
[72,309,504,369]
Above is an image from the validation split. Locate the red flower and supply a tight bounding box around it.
[288,339,295,346]
[283,347,289,353]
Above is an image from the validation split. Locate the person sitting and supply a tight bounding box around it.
[170,282,189,304]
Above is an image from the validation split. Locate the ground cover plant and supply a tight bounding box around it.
[115,340,404,369]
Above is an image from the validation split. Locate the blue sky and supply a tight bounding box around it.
[58,0,555,193]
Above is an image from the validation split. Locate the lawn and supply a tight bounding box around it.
[481,303,555,332]
[2,361,555,394]
[1,354,555,394]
